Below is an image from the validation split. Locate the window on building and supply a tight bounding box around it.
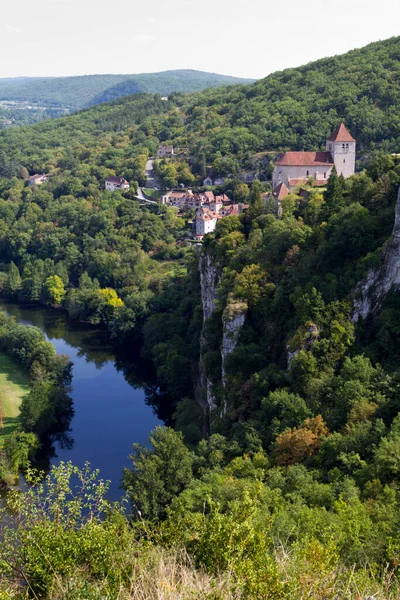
[324,172,326,178]
[346,143,349,149]
[342,144,345,149]
[306,170,309,176]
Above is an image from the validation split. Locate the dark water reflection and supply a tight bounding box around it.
[0,302,161,500]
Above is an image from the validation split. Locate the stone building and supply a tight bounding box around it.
[263,182,290,216]
[157,145,174,158]
[105,176,130,192]
[272,123,356,189]
[28,174,49,186]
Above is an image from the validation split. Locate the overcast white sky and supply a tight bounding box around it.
[1,0,400,79]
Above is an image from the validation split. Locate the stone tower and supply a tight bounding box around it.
[326,123,356,178]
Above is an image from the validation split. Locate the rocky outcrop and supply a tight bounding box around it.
[287,322,320,369]
[353,187,400,321]
[198,253,248,415]
[199,252,220,410]
[221,302,247,389]
[221,301,247,414]
[199,253,219,321]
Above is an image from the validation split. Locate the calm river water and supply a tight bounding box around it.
[0,302,161,500]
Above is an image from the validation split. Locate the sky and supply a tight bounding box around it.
[1,0,400,80]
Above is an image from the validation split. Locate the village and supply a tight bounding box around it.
[26,123,357,241]
[157,123,356,238]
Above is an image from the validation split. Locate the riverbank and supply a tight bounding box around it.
[0,301,161,499]
[0,352,30,443]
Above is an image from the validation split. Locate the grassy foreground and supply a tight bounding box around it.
[0,352,30,442]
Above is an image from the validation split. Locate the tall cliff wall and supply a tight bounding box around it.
[198,252,247,414]
[221,302,247,414]
[353,187,400,321]
[199,252,220,410]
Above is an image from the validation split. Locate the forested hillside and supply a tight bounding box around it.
[2,37,400,598]
[2,36,399,177]
[0,70,254,111]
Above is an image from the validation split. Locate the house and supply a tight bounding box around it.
[263,182,290,216]
[161,190,194,207]
[203,176,213,186]
[28,173,49,186]
[272,123,356,189]
[219,203,249,217]
[157,145,174,158]
[216,194,232,205]
[105,176,130,192]
[195,208,222,239]
[203,191,214,201]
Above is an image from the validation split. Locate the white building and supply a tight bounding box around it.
[157,145,174,158]
[161,190,194,207]
[105,176,130,192]
[272,123,356,189]
[28,174,49,186]
[195,209,221,238]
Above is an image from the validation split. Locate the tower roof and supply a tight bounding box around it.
[327,123,355,142]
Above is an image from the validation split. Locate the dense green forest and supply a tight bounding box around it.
[0,312,72,484]
[0,106,67,128]
[0,70,254,111]
[2,36,400,598]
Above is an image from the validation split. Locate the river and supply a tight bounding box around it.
[0,302,161,500]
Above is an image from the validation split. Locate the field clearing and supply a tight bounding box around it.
[0,353,30,442]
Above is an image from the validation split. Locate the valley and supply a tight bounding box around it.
[1,35,400,599]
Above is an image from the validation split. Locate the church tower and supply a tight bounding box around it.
[326,123,356,178]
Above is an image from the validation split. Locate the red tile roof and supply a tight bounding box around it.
[327,122,355,142]
[216,194,232,204]
[197,210,222,221]
[275,151,333,167]
[272,182,290,200]
[288,178,328,187]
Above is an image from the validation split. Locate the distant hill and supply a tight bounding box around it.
[0,70,255,111]
[3,36,400,172]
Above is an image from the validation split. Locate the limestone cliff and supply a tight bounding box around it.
[353,187,400,321]
[287,322,320,368]
[199,253,219,322]
[199,252,220,409]
[198,252,247,414]
[221,301,247,413]
[221,302,247,388]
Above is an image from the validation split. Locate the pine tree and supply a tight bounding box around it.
[324,166,345,217]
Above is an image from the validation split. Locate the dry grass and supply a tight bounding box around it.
[2,545,400,600]
[47,549,238,600]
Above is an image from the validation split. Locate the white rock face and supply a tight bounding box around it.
[199,252,220,409]
[286,322,320,369]
[353,187,400,321]
[198,253,247,413]
[221,307,247,389]
[199,253,219,322]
